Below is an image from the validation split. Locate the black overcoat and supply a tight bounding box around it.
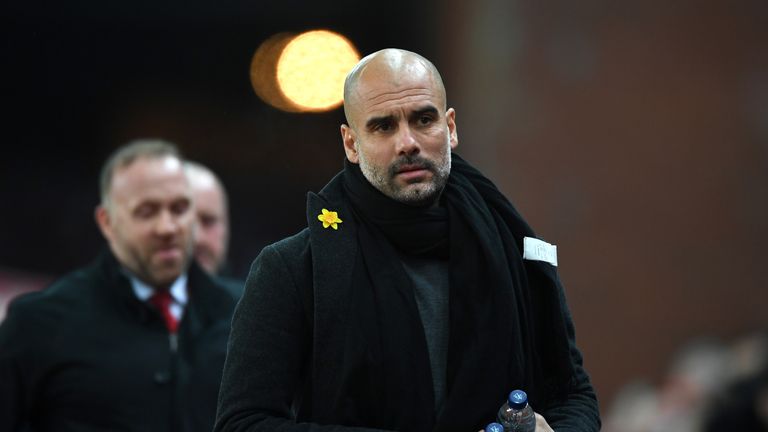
[214,171,600,432]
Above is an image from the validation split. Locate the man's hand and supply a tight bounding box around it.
[535,412,554,431]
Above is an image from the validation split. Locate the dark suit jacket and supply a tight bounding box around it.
[0,251,238,432]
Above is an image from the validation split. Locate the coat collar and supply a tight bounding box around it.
[94,249,234,332]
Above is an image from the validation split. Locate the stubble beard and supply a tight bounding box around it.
[127,238,193,289]
[357,145,452,206]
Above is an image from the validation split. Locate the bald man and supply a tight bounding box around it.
[215,49,600,432]
[185,161,230,275]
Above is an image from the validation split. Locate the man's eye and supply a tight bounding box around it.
[199,214,217,227]
[419,115,434,125]
[376,122,392,132]
[134,204,157,219]
[171,200,190,215]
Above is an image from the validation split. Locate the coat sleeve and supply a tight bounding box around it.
[540,279,601,432]
[213,242,391,432]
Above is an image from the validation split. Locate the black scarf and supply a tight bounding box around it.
[337,153,574,432]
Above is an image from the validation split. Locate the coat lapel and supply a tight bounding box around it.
[304,172,360,402]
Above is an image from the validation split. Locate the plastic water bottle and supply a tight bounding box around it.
[496,389,536,432]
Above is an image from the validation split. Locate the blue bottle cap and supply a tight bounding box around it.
[486,422,504,432]
[508,389,528,409]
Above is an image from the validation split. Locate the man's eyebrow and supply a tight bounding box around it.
[409,106,439,121]
[365,114,395,130]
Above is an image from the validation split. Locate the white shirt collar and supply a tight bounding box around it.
[129,273,189,307]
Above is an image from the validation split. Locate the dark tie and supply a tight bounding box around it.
[149,290,179,333]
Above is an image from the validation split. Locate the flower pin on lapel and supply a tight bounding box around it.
[318,208,343,230]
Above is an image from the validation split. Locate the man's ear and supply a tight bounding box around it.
[446,108,459,150]
[341,124,359,163]
[95,205,113,242]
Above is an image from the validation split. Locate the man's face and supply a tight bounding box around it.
[341,58,458,206]
[96,156,194,288]
[190,178,228,275]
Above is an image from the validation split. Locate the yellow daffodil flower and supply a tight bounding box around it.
[317,208,343,230]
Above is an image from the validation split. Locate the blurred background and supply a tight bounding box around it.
[2,0,767,430]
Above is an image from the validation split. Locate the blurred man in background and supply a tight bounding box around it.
[185,161,243,299]
[185,161,230,276]
[0,140,238,431]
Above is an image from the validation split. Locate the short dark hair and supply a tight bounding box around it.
[99,139,181,208]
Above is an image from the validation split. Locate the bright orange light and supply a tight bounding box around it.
[249,30,360,113]
[276,31,359,111]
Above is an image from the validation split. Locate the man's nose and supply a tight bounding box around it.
[154,210,179,235]
[396,125,420,155]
